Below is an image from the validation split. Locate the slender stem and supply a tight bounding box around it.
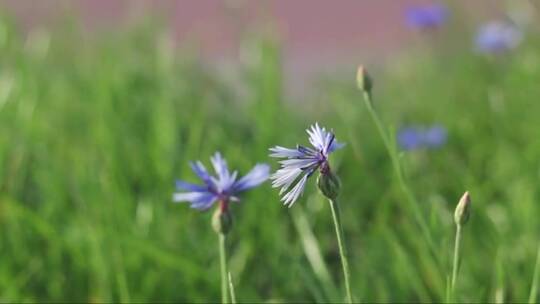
[328,198,353,303]
[362,93,437,254]
[445,275,451,303]
[529,244,540,304]
[228,272,237,304]
[362,93,392,154]
[451,225,462,298]
[219,233,229,304]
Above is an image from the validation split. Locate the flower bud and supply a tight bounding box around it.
[317,170,341,200]
[454,191,471,226]
[212,206,233,234]
[356,65,373,98]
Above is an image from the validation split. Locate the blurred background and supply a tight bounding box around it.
[1,0,540,302]
[0,0,527,98]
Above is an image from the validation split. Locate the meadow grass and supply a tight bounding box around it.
[1,14,540,303]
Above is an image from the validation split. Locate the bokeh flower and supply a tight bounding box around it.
[269,123,344,207]
[475,21,522,53]
[397,127,424,151]
[405,3,448,29]
[173,152,270,211]
[397,125,447,150]
[423,125,447,148]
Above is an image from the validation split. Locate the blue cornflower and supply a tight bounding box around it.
[269,123,345,207]
[173,152,270,211]
[397,125,448,150]
[475,21,522,53]
[405,3,448,29]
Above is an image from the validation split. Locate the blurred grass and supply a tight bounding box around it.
[1,12,540,303]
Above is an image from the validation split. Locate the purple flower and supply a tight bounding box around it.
[405,3,448,29]
[269,123,344,207]
[475,21,522,53]
[397,125,448,150]
[397,127,424,151]
[173,152,270,211]
[422,125,447,148]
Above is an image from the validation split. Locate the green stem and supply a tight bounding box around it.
[529,244,540,304]
[451,225,462,298]
[362,93,436,254]
[445,275,451,303]
[219,233,229,304]
[328,198,353,303]
[228,272,237,304]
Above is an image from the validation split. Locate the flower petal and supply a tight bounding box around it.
[307,123,326,151]
[281,174,309,207]
[278,158,319,170]
[269,146,305,158]
[322,132,334,155]
[210,152,239,193]
[270,167,303,191]
[328,140,345,153]
[210,152,228,178]
[297,145,318,157]
[233,163,270,192]
[172,191,217,210]
[307,123,343,156]
[175,180,207,192]
[271,163,320,197]
[190,161,215,188]
[221,170,238,193]
[190,194,219,210]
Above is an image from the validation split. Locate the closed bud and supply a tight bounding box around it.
[454,191,471,226]
[317,170,341,200]
[212,206,233,234]
[356,65,373,98]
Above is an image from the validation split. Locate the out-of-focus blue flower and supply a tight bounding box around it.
[405,3,448,29]
[173,152,270,210]
[397,125,448,150]
[397,127,424,150]
[475,21,522,53]
[269,123,344,207]
[422,125,447,148]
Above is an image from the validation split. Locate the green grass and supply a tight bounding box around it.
[1,14,540,303]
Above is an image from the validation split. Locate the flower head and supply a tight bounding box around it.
[269,123,344,207]
[173,152,270,211]
[405,3,448,30]
[475,21,522,53]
